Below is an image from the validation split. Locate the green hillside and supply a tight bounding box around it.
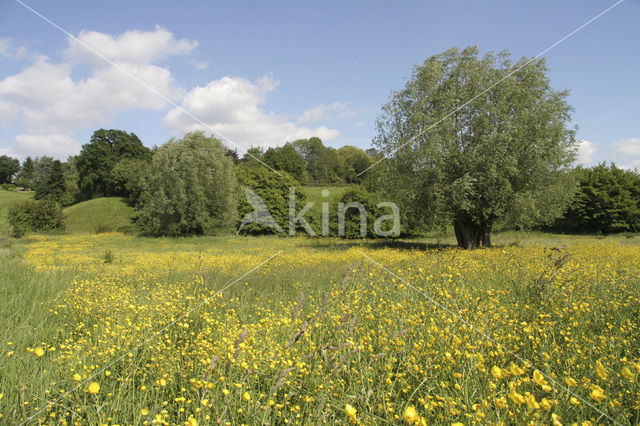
[0,190,33,234]
[63,197,137,234]
[302,185,353,205]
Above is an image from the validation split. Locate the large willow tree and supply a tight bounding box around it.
[374,47,578,248]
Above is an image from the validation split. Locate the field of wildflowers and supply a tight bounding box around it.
[1,233,639,425]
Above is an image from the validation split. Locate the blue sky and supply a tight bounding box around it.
[1,0,638,167]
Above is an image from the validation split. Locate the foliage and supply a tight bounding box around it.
[7,198,64,237]
[0,155,20,184]
[236,165,308,235]
[263,143,307,182]
[292,137,342,184]
[374,46,577,248]
[17,156,35,189]
[111,157,151,204]
[336,146,372,184]
[555,163,640,233]
[338,186,381,238]
[32,156,54,191]
[1,183,16,192]
[138,132,237,236]
[34,160,69,205]
[76,129,151,199]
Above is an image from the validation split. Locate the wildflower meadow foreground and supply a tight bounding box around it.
[1,233,639,425]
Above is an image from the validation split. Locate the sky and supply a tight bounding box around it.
[0,0,639,168]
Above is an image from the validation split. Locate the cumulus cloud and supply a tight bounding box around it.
[65,26,197,67]
[612,137,640,169]
[575,139,597,165]
[298,102,356,124]
[163,76,341,150]
[0,28,195,158]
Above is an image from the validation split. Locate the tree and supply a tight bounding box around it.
[138,132,237,236]
[76,129,151,199]
[111,157,151,204]
[555,163,640,233]
[18,157,35,189]
[374,47,577,248]
[292,137,342,184]
[336,146,372,184]
[32,156,54,190]
[263,143,307,182]
[35,160,67,204]
[0,155,20,184]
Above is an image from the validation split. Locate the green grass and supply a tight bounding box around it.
[302,185,353,205]
[0,190,33,235]
[63,197,137,234]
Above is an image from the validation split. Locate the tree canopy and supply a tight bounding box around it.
[138,132,237,236]
[0,155,20,184]
[76,129,151,199]
[374,46,578,248]
[555,163,640,233]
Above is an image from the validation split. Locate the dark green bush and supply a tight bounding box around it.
[8,199,65,237]
[236,165,312,235]
[1,183,16,191]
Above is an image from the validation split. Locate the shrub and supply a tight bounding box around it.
[1,183,16,191]
[138,132,237,236]
[8,199,65,238]
[338,186,381,238]
[236,165,312,235]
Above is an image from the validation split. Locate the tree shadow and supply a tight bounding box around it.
[306,238,456,251]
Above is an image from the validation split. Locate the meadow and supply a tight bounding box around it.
[1,230,639,425]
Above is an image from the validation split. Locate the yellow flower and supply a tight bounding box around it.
[570,397,581,406]
[595,361,607,380]
[73,373,82,382]
[540,398,552,410]
[532,370,547,387]
[552,413,563,426]
[494,396,508,409]
[510,363,525,376]
[564,376,577,387]
[525,394,540,410]
[140,408,149,416]
[451,423,464,426]
[87,382,100,394]
[590,386,605,402]
[242,391,251,402]
[491,366,503,379]
[403,405,419,423]
[509,390,525,405]
[34,347,45,357]
[621,366,634,379]
[345,403,357,418]
[186,417,197,426]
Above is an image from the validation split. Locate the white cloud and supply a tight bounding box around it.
[575,139,597,165]
[298,102,356,124]
[612,137,640,169]
[163,76,341,150]
[0,28,195,158]
[0,37,28,59]
[65,26,197,67]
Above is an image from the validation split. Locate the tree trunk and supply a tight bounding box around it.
[453,216,492,249]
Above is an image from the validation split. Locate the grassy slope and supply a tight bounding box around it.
[63,197,137,234]
[302,185,352,206]
[0,191,33,235]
